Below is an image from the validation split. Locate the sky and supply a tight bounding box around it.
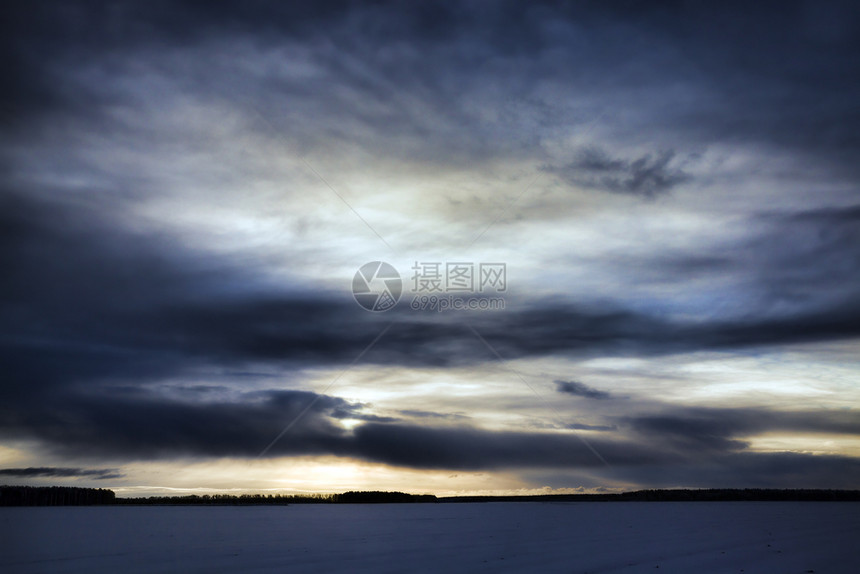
[1,0,859,497]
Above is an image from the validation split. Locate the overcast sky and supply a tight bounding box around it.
[2,0,859,496]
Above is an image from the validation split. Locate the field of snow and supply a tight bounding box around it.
[2,502,858,573]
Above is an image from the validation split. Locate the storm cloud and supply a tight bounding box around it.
[3,377,859,490]
[543,148,691,197]
[555,380,613,400]
[0,467,124,480]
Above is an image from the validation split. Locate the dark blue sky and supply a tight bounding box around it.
[2,0,859,495]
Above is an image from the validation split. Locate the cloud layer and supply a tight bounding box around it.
[0,467,124,480]
[2,0,859,492]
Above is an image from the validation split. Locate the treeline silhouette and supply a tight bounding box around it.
[335,491,437,503]
[0,486,115,506]
[4,486,859,506]
[124,488,856,504]
[442,489,860,503]
[116,491,438,505]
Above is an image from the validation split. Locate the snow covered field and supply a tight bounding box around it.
[2,502,858,573]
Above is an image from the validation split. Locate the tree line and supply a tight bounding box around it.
[440,488,860,503]
[3,486,858,506]
[0,486,115,506]
[0,486,437,506]
[115,491,438,505]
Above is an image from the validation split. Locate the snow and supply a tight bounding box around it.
[2,502,858,573]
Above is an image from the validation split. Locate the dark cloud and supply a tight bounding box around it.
[566,423,617,432]
[0,0,354,126]
[0,388,365,460]
[2,378,858,486]
[1,380,629,465]
[620,406,860,458]
[4,1,859,171]
[536,452,860,490]
[543,148,690,197]
[475,297,860,361]
[586,203,860,324]
[398,410,469,422]
[4,191,860,417]
[0,190,394,403]
[555,380,613,400]
[0,467,123,480]
[748,205,860,310]
[347,422,663,470]
[636,406,860,436]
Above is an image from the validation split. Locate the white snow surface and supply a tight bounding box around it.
[2,502,858,573]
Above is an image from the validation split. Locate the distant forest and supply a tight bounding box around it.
[0,486,115,506]
[0,487,435,506]
[116,491,438,505]
[448,489,860,503]
[2,485,859,506]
